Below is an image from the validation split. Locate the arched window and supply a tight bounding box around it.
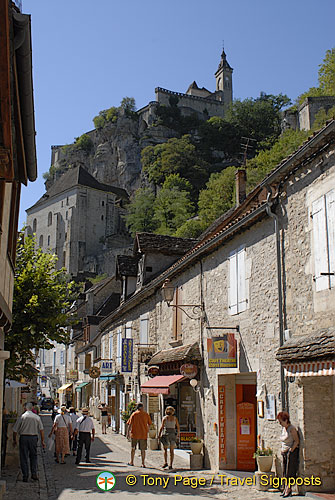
[48,211,52,226]
[33,218,37,233]
[39,235,43,247]
[47,235,50,246]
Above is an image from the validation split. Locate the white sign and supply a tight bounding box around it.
[265,394,276,420]
[101,361,113,373]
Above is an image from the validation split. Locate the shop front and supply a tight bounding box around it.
[99,373,118,430]
[75,381,92,409]
[57,383,74,408]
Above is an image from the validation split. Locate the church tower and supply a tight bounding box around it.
[215,49,233,109]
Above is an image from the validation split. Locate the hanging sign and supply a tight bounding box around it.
[218,385,226,466]
[122,339,133,372]
[148,395,159,413]
[89,366,101,379]
[180,364,198,379]
[207,334,237,368]
[101,361,113,374]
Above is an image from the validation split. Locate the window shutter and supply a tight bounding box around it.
[312,196,329,291]
[117,330,122,361]
[125,321,132,339]
[140,314,149,345]
[229,251,238,315]
[237,247,247,312]
[109,334,113,359]
[326,190,335,289]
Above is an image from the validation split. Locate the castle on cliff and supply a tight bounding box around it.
[25,49,234,279]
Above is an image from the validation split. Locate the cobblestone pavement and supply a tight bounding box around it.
[2,412,316,500]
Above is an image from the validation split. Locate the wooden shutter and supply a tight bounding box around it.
[326,190,335,289]
[237,246,247,312]
[229,251,238,315]
[312,196,329,291]
[172,288,182,339]
[125,321,132,339]
[140,313,149,345]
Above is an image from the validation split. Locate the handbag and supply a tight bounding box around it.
[48,435,55,451]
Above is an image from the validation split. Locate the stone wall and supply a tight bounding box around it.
[155,88,226,118]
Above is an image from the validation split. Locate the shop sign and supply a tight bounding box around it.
[101,361,113,373]
[148,395,159,413]
[121,339,133,372]
[218,385,226,465]
[148,366,159,378]
[180,432,196,443]
[265,394,276,420]
[67,370,78,380]
[207,334,237,368]
[41,376,47,383]
[180,364,198,379]
[89,366,101,379]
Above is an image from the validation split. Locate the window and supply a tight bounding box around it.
[125,321,132,339]
[229,246,247,315]
[101,215,104,221]
[109,333,113,359]
[172,287,182,340]
[60,350,64,365]
[140,313,149,345]
[312,190,335,291]
[85,353,91,370]
[102,201,105,206]
[39,235,43,247]
[48,211,52,226]
[66,211,68,220]
[47,235,50,246]
[33,218,37,233]
[116,329,122,364]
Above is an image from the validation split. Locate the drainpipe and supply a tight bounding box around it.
[265,185,286,411]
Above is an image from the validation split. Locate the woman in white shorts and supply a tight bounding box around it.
[158,406,180,470]
[98,403,108,434]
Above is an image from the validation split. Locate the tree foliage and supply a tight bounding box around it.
[198,167,236,225]
[298,47,335,104]
[5,234,77,380]
[124,188,157,237]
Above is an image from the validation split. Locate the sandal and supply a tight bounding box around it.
[162,463,168,468]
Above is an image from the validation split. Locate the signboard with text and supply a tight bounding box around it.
[121,339,133,372]
[218,385,226,466]
[236,402,256,471]
[101,361,113,373]
[207,334,237,368]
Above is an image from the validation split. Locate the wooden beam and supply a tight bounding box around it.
[0,0,14,180]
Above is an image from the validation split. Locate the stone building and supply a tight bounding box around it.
[76,120,335,491]
[138,49,233,125]
[282,96,335,131]
[26,166,132,278]
[0,0,37,476]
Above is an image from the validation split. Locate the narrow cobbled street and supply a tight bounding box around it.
[2,413,311,500]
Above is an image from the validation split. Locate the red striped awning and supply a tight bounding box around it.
[284,360,335,377]
[141,375,185,394]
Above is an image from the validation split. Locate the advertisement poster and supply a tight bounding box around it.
[236,402,255,471]
[218,385,226,466]
[207,334,237,368]
[121,339,133,372]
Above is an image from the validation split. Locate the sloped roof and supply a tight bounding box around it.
[276,327,335,362]
[134,233,197,255]
[27,166,128,211]
[116,255,139,278]
[148,342,201,365]
[95,293,120,317]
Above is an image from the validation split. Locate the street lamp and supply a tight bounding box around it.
[161,279,203,320]
[190,378,200,392]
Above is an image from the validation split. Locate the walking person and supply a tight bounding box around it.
[277,411,300,498]
[75,408,95,464]
[126,402,152,468]
[12,402,46,482]
[97,402,108,434]
[68,407,78,456]
[158,406,180,469]
[49,406,73,464]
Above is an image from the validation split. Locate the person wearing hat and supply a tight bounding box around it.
[74,408,95,464]
[49,405,73,464]
[68,407,78,456]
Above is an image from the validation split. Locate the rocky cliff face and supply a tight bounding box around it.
[47,109,177,196]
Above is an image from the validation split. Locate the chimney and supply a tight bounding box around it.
[235,169,246,206]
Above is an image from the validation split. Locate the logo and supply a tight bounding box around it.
[180,363,198,379]
[89,366,101,379]
[96,471,116,491]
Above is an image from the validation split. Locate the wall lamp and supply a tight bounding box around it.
[190,378,201,392]
[161,279,203,320]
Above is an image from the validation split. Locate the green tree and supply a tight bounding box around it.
[142,135,209,197]
[318,48,335,95]
[124,188,157,237]
[154,178,194,235]
[198,167,236,225]
[74,133,93,153]
[174,217,206,238]
[5,234,76,380]
[120,97,137,117]
[197,116,241,159]
[225,93,291,151]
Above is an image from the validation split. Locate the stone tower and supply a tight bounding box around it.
[215,49,233,109]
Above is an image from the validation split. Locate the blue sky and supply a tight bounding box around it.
[20,0,335,227]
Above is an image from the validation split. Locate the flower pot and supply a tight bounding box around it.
[190,441,203,455]
[149,429,156,439]
[256,455,273,472]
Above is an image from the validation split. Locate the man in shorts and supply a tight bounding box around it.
[126,402,152,467]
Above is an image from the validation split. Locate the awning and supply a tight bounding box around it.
[5,379,28,389]
[284,360,335,377]
[75,382,91,392]
[148,342,201,366]
[141,375,185,395]
[99,373,117,381]
[57,383,73,393]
